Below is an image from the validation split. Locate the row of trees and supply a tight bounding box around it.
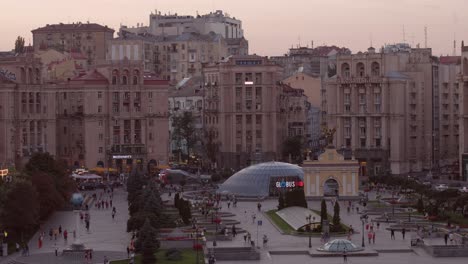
[370,175,467,218]
[0,153,75,243]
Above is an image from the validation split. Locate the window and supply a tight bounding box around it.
[149,119,154,127]
[236,103,241,111]
[256,115,262,125]
[246,87,252,99]
[63,127,67,134]
[371,62,380,76]
[346,138,351,147]
[149,133,153,140]
[99,133,103,140]
[98,120,103,126]
[236,87,242,98]
[98,147,103,153]
[97,91,102,99]
[236,130,242,139]
[148,92,153,98]
[246,115,252,124]
[375,127,381,138]
[342,63,350,78]
[63,92,67,100]
[345,127,351,138]
[236,115,242,125]
[256,130,262,138]
[360,138,366,148]
[98,106,102,113]
[375,138,381,147]
[356,62,365,77]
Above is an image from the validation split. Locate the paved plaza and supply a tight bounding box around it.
[0,188,467,264]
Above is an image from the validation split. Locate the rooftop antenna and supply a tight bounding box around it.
[311,40,314,49]
[424,26,428,48]
[298,35,301,48]
[370,33,373,47]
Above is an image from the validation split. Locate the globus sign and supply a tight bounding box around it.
[275,180,304,188]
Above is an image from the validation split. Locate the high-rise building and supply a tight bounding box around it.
[32,22,114,66]
[202,55,286,168]
[325,46,438,177]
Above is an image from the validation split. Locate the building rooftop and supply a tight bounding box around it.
[32,22,114,33]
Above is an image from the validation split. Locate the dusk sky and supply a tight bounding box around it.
[1,0,467,56]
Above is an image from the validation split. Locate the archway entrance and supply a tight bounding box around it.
[324,178,339,196]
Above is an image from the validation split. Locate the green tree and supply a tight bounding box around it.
[14,36,25,54]
[284,189,307,208]
[278,192,285,210]
[136,218,159,260]
[31,172,63,220]
[332,201,341,230]
[281,136,304,163]
[320,199,327,228]
[0,179,40,241]
[172,111,197,157]
[417,198,424,213]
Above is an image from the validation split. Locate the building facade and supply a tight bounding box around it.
[32,22,114,66]
[325,47,438,177]
[202,55,286,169]
[0,52,169,172]
[459,42,468,181]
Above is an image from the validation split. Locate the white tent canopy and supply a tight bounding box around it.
[70,173,102,180]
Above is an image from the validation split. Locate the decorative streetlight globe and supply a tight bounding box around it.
[70,193,84,207]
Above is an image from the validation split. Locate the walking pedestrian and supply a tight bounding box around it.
[444,233,449,245]
[377,222,380,230]
[243,234,247,243]
[127,246,130,258]
[257,202,262,212]
[368,232,372,244]
[103,255,109,264]
[58,225,62,235]
[402,228,406,239]
[391,229,395,240]
[252,214,256,224]
[227,201,231,209]
[247,233,251,243]
[372,232,376,244]
[343,248,348,263]
[49,228,53,240]
[232,225,237,237]
[63,230,68,242]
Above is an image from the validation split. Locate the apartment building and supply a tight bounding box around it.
[202,55,286,168]
[438,56,461,167]
[325,46,438,177]
[32,22,114,66]
[0,52,169,172]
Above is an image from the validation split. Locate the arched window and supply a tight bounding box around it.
[28,68,33,84]
[341,63,350,78]
[35,68,41,84]
[371,62,380,77]
[112,69,119,85]
[122,70,129,85]
[356,62,365,77]
[133,70,139,85]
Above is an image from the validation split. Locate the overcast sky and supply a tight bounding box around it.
[1,0,467,56]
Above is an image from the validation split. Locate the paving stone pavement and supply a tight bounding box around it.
[4,187,131,264]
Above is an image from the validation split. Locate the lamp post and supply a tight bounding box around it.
[306,215,312,248]
[360,214,368,248]
[408,208,413,222]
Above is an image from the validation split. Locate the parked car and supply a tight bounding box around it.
[435,184,449,191]
[459,186,468,193]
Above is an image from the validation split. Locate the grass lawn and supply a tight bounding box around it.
[110,249,204,264]
[266,210,295,234]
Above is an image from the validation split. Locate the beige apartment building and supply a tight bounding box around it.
[438,56,461,167]
[0,52,169,172]
[325,47,438,177]
[202,55,286,168]
[459,42,468,181]
[32,22,114,66]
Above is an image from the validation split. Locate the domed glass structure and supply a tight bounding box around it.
[317,239,363,252]
[217,161,304,197]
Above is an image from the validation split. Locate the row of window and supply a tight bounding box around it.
[341,62,380,78]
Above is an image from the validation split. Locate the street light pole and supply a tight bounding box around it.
[360,214,367,248]
[306,215,312,248]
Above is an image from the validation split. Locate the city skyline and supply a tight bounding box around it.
[1,0,467,56]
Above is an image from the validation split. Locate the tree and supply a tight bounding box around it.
[417,198,424,213]
[14,36,25,54]
[281,136,303,163]
[332,201,341,231]
[320,199,327,228]
[172,112,197,157]
[284,189,307,208]
[0,179,40,241]
[278,192,285,210]
[136,218,158,263]
[31,172,63,220]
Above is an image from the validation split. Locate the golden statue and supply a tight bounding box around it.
[321,126,336,146]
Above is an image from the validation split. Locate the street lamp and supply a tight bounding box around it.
[408,208,413,222]
[360,214,368,248]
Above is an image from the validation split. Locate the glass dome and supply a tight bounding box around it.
[317,239,363,252]
[217,161,304,197]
